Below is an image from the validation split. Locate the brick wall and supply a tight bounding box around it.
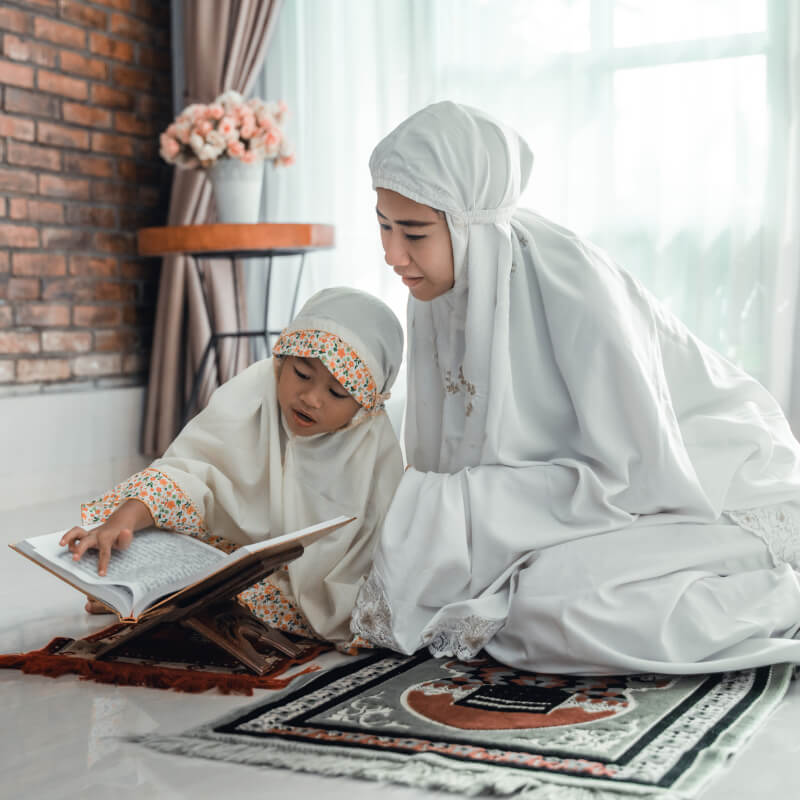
[0,0,172,392]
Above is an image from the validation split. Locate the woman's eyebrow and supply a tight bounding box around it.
[376,207,435,228]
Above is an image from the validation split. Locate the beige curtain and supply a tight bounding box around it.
[143,0,283,456]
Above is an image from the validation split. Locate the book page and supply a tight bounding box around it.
[29,529,227,598]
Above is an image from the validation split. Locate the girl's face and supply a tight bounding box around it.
[277,356,360,436]
[376,188,454,301]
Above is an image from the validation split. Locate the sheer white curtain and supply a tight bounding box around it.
[252,0,800,421]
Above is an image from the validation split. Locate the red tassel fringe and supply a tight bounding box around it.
[0,637,329,695]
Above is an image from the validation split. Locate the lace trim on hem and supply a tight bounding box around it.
[350,571,402,650]
[725,503,800,569]
[423,615,505,661]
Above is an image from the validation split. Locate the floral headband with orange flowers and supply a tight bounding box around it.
[272,329,389,411]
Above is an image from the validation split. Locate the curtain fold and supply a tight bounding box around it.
[143,0,283,457]
[767,2,800,433]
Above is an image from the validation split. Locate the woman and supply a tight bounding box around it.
[351,101,800,674]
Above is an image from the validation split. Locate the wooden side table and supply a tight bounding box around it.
[138,223,335,424]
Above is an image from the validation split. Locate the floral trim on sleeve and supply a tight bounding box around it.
[80,467,207,536]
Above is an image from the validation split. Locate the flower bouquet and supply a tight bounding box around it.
[159,90,294,169]
[159,90,294,222]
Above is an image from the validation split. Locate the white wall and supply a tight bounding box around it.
[0,387,149,513]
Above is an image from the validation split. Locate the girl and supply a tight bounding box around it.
[352,101,800,674]
[63,287,404,649]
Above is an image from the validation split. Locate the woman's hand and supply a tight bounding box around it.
[60,523,134,576]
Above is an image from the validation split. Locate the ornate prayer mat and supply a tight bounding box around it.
[0,622,331,695]
[141,650,794,799]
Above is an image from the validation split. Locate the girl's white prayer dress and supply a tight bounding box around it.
[83,288,404,650]
[351,101,800,674]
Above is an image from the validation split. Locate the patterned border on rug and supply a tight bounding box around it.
[139,651,794,798]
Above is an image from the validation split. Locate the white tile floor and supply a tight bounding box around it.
[2,496,800,800]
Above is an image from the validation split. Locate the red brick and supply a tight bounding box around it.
[95,328,138,350]
[0,252,8,273]
[42,329,91,352]
[16,303,70,326]
[43,276,93,300]
[91,180,136,204]
[3,34,58,66]
[0,279,6,300]
[70,255,117,276]
[0,167,37,194]
[41,227,94,250]
[91,131,136,157]
[0,198,5,217]
[0,7,30,35]
[90,83,134,109]
[37,69,88,100]
[65,204,116,227]
[7,140,61,171]
[109,11,149,43]
[92,0,133,12]
[0,307,10,328]
[27,0,58,9]
[94,231,135,254]
[74,304,123,326]
[123,351,146,373]
[7,278,40,300]
[94,279,136,301]
[13,252,66,276]
[133,0,163,22]
[72,352,121,376]
[113,111,153,136]
[59,0,108,29]
[5,87,60,118]
[33,16,85,49]
[88,31,134,62]
[17,357,71,382]
[0,224,39,248]
[63,151,113,177]
[0,331,40,354]
[38,121,90,149]
[9,198,63,223]
[135,92,169,115]
[0,58,34,88]
[0,113,35,140]
[117,159,158,184]
[0,360,14,381]
[59,50,108,81]
[137,44,170,71]
[62,102,111,128]
[138,185,161,206]
[39,173,90,199]
[111,64,153,92]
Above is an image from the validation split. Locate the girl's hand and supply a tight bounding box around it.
[60,524,135,576]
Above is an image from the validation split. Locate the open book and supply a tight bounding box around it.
[11,516,354,623]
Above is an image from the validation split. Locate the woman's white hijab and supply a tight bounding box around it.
[153,287,404,644]
[371,101,533,470]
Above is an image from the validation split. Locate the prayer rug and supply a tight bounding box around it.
[0,622,331,695]
[140,649,794,799]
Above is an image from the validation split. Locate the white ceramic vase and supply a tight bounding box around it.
[207,158,264,223]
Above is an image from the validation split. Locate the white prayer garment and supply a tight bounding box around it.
[150,288,404,644]
[351,101,800,674]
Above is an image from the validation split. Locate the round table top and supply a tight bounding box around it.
[137,223,335,258]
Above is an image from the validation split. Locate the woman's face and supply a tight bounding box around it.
[376,188,454,301]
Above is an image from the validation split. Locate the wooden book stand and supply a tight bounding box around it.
[61,545,306,675]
